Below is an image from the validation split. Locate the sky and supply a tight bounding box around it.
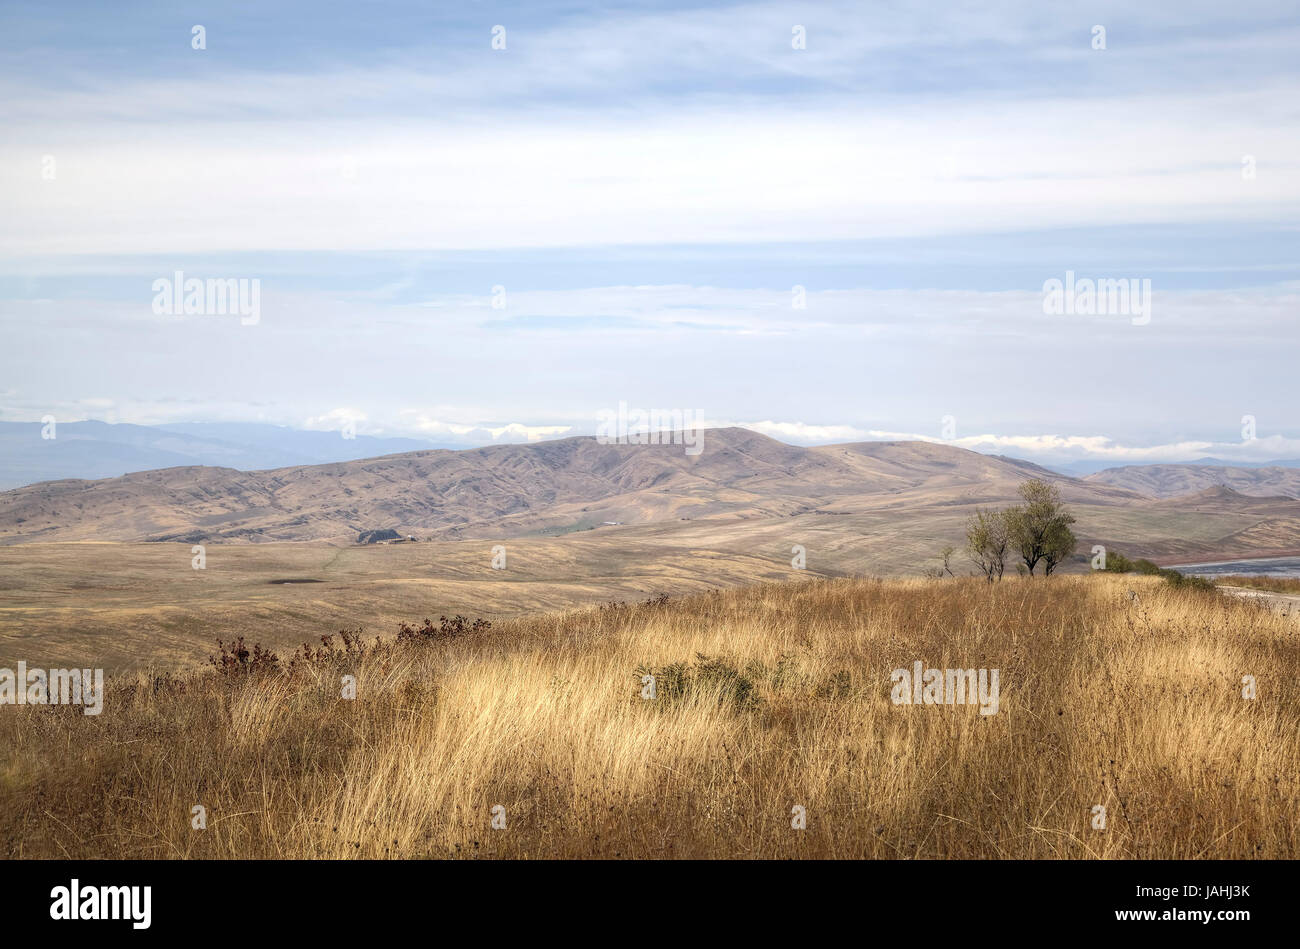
[1,0,1298,467]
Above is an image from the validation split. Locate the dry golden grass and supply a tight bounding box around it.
[1,573,1295,859]
[1215,574,1300,595]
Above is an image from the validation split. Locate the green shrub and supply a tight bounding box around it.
[1095,551,1216,593]
[1102,551,1134,573]
[635,654,758,710]
[1161,569,1216,592]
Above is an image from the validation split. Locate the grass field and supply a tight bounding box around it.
[2,573,1295,859]
[0,534,816,674]
[1,491,1285,676]
[1215,575,1300,595]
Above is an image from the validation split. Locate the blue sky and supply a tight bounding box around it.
[1,0,1298,465]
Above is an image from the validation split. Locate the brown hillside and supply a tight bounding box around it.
[1086,463,1300,500]
[0,428,1136,545]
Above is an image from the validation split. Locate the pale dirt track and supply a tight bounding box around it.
[1218,585,1300,616]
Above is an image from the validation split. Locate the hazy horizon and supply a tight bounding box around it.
[6,416,1300,496]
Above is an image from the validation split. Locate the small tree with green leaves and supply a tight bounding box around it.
[1042,518,1078,576]
[966,508,1010,583]
[1007,479,1076,576]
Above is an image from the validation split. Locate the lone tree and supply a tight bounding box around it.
[966,508,1010,583]
[938,544,956,577]
[923,545,958,580]
[1006,479,1077,576]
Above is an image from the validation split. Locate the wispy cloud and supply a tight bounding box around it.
[5,92,1296,255]
[3,0,1299,255]
[0,0,1295,454]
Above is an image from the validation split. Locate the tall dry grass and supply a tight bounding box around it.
[1,574,1296,859]
[1214,574,1300,595]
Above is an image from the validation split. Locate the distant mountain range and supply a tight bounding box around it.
[1085,463,1300,499]
[0,427,1124,545]
[5,420,1299,495]
[1049,456,1300,477]
[3,427,1299,571]
[0,421,457,490]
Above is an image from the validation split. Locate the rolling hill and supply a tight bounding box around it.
[0,420,450,490]
[5,430,1300,674]
[1086,463,1300,499]
[0,428,1139,545]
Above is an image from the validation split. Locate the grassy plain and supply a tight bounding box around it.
[1,573,1295,859]
[1,494,1283,674]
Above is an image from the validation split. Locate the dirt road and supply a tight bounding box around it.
[1219,585,1300,617]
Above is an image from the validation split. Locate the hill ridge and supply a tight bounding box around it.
[0,427,1131,545]
[1087,462,1300,500]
